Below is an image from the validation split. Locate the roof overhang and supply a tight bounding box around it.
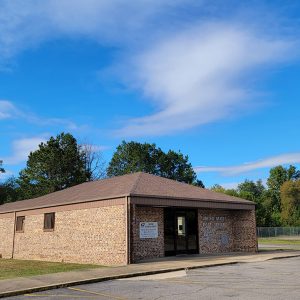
[129,195,255,210]
[0,192,255,215]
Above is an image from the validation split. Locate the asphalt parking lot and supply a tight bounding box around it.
[7,256,300,300]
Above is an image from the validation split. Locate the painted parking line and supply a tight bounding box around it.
[24,294,95,298]
[68,287,128,300]
[23,287,129,299]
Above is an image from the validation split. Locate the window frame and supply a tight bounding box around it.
[43,212,55,232]
[16,216,25,233]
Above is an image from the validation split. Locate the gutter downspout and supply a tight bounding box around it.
[11,211,16,259]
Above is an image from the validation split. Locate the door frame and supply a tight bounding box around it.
[164,208,199,256]
[175,211,188,255]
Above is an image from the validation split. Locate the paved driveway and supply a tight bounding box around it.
[7,256,300,300]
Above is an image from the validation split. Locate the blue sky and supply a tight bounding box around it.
[0,0,300,188]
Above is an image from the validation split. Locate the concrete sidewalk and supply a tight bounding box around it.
[1,251,300,298]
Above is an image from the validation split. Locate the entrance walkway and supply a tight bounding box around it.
[1,251,300,298]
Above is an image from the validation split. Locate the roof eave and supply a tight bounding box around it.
[0,191,255,215]
[0,193,131,215]
[129,193,255,206]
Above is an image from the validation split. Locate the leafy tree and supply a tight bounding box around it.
[17,133,88,199]
[280,180,300,226]
[209,165,300,226]
[211,180,269,226]
[0,177,20,205]
[237,179,265,201]
[237,179,269,226]
[107,141,203,186]
[211,184,226,193]
[225,189,239,197]
[211,184,238,197]
[267,165,300,213]
[0,160,4,173]
[193,179,205,188]
[107,141,162,177]
[158,149,198,184]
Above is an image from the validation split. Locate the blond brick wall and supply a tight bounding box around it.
[130,207,256,261]
[131,205,164,262]
[0,213,14,258]
[198,209,257,254]
[13,204,127,265]
[198,209,234,253]
[232,210,257,252]
[1,202,257,265]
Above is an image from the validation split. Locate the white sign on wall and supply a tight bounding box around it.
[139,222,158,239]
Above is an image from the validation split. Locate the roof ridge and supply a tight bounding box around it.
[0,172,142,211]
[129,171,144,195]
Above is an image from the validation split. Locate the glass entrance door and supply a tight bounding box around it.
[176,214,187,253]
[164,208,198,256]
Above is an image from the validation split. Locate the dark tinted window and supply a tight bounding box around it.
[164,208,175,253]
[16,216,25,232]
[44,213,55,230]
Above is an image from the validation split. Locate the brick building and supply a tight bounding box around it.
[0,172,257,266]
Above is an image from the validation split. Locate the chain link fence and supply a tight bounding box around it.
[257,227,300,238]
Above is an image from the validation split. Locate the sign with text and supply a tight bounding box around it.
[139,222,158,239]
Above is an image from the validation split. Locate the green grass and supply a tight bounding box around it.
[0,258,101,280]
[258,238,300,245]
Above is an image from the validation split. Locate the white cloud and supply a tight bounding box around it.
[88,145,110,152]
[115,23,297,136]
[1,136,47,165]
[0,100,18,119]
[25,115,85,131]
[79,143,110,152]
[0,1,299,137]
[0,0,188,60]
[194,153,300,176]
[0,100,85,130]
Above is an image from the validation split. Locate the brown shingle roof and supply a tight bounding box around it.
[0,172,254,214]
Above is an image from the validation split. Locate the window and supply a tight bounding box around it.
[44,213,55,231]
[16,216,25,232]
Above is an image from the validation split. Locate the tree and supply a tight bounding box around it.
[17,133,88,199]
[209,165,300,227]
[237,179,269,226]
[107,141,203,186]
[211,180,270,226]
[267,165,300,213]
[80,143,106,180]
[193,179,205,188]
[237,180,265,201]
[158,149,198,184]
[0,177,20,205]
[0,160,4,173]
[107,141,162,176]
[280,180,300,226]
[211,184,226,193]
[211,184,239,197]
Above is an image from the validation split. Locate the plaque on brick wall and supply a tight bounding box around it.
[139,222,158,239]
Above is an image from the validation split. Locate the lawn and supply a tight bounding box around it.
[0,258,101,280]
[258,238,300,245]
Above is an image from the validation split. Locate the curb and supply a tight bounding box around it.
[1,253,300,298]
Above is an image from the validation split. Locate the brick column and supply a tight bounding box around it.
[232,210,257,252]
[130,206,164,262]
